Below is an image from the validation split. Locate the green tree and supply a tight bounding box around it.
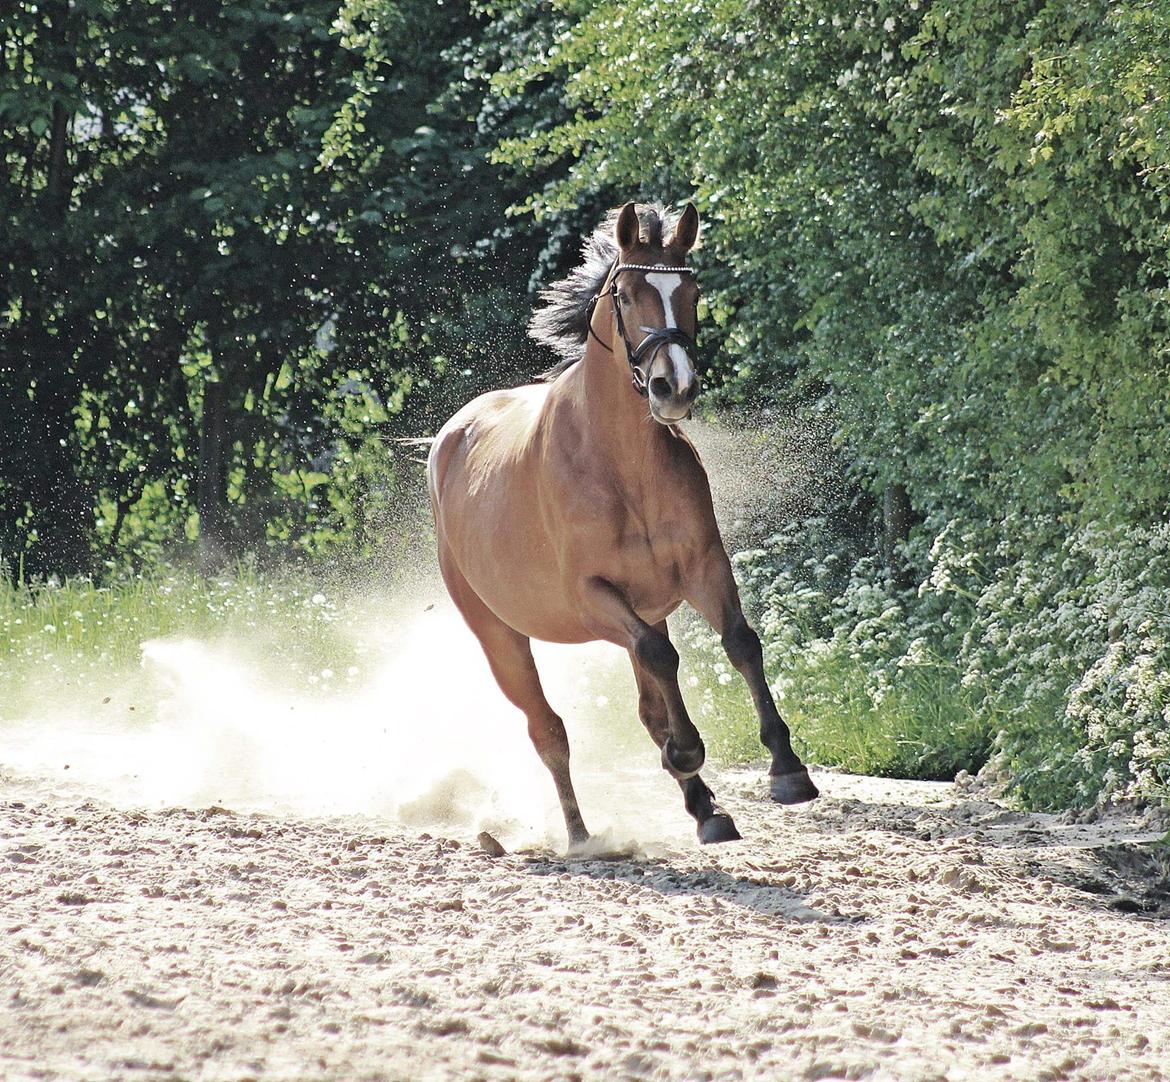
[1,0,565,574]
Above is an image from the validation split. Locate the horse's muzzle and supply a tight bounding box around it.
[648,370,700,424]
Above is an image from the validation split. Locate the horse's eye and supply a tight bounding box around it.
[618,292,630,306]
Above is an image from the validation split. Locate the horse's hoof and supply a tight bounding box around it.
[662,736,705,779]
[566,827,591,855]
[769,767,819,804]
[697,813,742,844]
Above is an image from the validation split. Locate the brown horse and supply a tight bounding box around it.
[428,202,817,849]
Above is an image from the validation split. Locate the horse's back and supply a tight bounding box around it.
[427,382,548,512]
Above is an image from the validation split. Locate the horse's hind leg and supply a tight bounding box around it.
[438,552,589,850]
[479,629,590,850]
[630,628,740,845]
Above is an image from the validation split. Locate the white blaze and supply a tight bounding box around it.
[644,272,695,396]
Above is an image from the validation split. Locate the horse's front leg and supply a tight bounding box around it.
[685,546,819,804]
[579,577,705,779]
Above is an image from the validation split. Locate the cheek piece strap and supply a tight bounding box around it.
[586,261,699,398]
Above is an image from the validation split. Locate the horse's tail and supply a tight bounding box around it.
[390,436,435,466]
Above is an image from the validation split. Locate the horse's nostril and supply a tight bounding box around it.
[648,377,672,400]
[683,380,701,403]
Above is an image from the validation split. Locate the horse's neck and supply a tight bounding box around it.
[564,339,675,481]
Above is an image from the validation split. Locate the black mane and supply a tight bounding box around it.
[528,204,678,381]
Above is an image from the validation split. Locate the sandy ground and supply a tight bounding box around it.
[2,768,1169,1082]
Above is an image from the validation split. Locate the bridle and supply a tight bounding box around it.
[586,259,699,397]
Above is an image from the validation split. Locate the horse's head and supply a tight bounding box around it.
[610,201,701,424]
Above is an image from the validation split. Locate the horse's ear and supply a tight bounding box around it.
[670,203,700,254]
[615,202,640,250]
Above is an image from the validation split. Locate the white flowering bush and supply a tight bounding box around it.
[681,516,1169,810]
[955,520,1170,809]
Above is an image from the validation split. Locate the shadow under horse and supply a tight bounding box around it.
[428,202,818,850]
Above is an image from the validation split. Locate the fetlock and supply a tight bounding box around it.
[662,735,705,779]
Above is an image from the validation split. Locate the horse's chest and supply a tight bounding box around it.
[560,479,707,615]
[609,520,691,601]
[617,521,684,563]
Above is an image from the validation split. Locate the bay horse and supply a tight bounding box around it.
[427,202,818,849]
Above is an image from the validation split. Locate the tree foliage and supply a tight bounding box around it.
[491,0,1170,806]
[2,0,1167,806]
[0,0,552,573]
[494,0,1170,528]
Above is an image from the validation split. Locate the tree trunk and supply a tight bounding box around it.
[197,381,230,568]
[881,483,912,588]
[16,0,92,578]
[46,99,70,220]
[43,1,75,224]
[18,397,95,579]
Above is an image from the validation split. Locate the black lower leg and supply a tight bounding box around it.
[681,775,715,820]
[631,643,729,840]
[634,628,705,777]
[722,621,800,770]
[680,776,741,844]
[722,619,818,804]
[759,708,802,775]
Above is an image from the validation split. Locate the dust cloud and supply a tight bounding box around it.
[684,406,838,549]
[3,594,688,846]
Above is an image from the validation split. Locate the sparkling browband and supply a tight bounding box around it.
[614,264,695,274]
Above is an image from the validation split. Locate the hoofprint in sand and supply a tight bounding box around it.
[2,769,1168,1082]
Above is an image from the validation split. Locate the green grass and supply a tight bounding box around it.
[678,634,992,782]
[0,566,391,722]
[784,662,991,781]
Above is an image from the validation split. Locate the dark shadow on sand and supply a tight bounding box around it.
[519,853,856,923]
[790,791,1170,920]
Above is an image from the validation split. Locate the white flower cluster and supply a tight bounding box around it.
[685,513,1168,809]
